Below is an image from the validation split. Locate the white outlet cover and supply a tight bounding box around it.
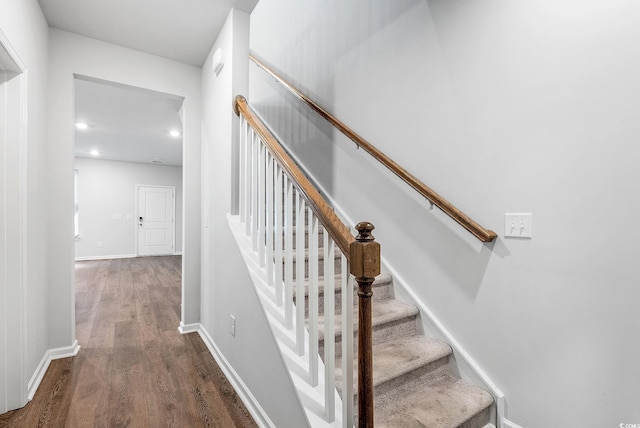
[504,213,533,238]
[230,315,236,337]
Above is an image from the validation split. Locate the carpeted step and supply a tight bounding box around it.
[335,335,452,398]
[375,373,493,428]
[296,273,393,317]
[318,298,419,359]
[283,247,344,279]
[276,225,325,249]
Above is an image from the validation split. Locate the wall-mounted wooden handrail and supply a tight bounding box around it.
[250,53,497,243]
[235,95,356,256]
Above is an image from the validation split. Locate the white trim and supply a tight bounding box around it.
[502,419,524,428]
[194,324,276,428]
[173,251,183,256]
[0,29,28,414]
[18,66,29,411]
[0,28,26,74]
[27,341,80,400]
[75,254,137,261]
[177,321,199,334]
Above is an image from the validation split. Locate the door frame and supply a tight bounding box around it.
[135,184,176,256]
[0,27,27,413]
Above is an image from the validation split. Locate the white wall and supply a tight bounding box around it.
[47,29,202,348]
[74,158,183,259]
[200,9,308,427]
[250,1,640,427]
[0,0,50,412]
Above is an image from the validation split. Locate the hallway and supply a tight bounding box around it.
[0,256,256,427]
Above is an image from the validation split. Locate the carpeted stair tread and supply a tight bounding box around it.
[316,298,419,341]
[375,373,493,428]
[335,335,452,392]
[301,272,392,297]
[285,248,343,262]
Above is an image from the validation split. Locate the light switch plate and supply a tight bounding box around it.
[504,213,533,238]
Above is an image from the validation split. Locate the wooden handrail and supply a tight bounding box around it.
[235,94,378,428]
[235,95,356,256]
[250,53,497,243]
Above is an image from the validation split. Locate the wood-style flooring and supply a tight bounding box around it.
[0,256,257,428]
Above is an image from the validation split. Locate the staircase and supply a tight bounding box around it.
[296,227,494,427]
[234,95,496,427]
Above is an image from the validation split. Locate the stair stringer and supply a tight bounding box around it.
[228,214,348,428]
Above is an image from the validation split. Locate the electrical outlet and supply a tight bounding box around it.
[230,315,236,337]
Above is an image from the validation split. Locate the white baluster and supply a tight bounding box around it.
[258,143,266,265]
[295,192,306,356]
[308,208,319,386]
[341,255,354,427]
[274,165,283,306]
[266,153,274,286]
[245,129,255,236]
[251,132,259,243]
[284,177,294,329]
[324,233,335,422]
[238,117,245,224]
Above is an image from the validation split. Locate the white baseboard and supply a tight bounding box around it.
[196,325,275,428]
[173,251,183,256]
[27,340,80,400]
[502,419,524,428]
[177,321,200,334]
[75,254,137,261]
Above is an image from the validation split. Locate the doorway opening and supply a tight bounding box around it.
[73,76,185,262]
[72,76,187,356]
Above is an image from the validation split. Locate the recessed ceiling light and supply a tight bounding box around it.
[169,130,180,138]
[90,150,100,156]
[76,122,89,130]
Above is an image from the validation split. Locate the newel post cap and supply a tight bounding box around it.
[350,222,381,278]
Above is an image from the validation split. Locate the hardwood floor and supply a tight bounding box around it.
[0,256,257,427]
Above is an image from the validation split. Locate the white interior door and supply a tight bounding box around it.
[137,185,175,256]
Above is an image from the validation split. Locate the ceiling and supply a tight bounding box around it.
[38,0,258,67]
[74,77,184,166]
[39,0,259,167]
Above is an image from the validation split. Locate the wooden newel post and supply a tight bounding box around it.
[350,221,380,428]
